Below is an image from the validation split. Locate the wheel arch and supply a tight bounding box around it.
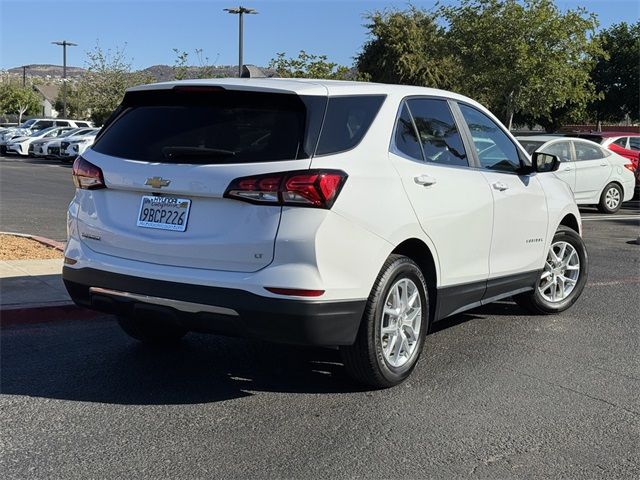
[391,238,438,324]
[559,213,580,234]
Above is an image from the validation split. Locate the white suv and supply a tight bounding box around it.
[63,79,588,387]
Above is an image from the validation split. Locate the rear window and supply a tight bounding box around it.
[93,89,326,164]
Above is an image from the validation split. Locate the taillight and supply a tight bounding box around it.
[624,163,636,172]
[224,170,347,209]
[72,156,106,190]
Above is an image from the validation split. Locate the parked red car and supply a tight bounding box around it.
[569,132,640,198]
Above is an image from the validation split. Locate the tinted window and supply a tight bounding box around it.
[540,141,572,162]
[459,104,520,172]
[628,137,640,151]
[518,140,544,155]
[407,99,468,167]
[33,121,54,130]
[55,121,70,127]
[393,104,422,160]
[612,137,628,148]
[315,96,385,156]
[574,142,604,161]
[75,122,90,127]
[93,89,326,164]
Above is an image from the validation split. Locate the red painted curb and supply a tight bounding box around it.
[0,304,99,328]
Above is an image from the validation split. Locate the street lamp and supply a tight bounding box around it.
[21,65,29,87]
[224,6,258,77]
[51,40,77,118]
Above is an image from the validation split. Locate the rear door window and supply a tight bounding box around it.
[315,95,385,156]
[393,103,423,160]
[628,137,640,151]
[573,142,605,161]
[612,137,628,148]
[93,89,327,164]
[406,98,468,167]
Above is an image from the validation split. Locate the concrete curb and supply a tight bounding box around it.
[1,303,99,328]
[0,231,65,252]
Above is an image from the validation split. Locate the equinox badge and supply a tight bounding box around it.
[145,177,171,189]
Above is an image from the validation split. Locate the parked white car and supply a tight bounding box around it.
[63,79,587,387]
[5,127,75,156]
[517,135,635,213]
[1,118,93,143]
[59,129,100,160]
[29,128,96,158]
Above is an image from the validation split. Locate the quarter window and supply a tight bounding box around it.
[407,99,468,167]
[574,142,604,161]
[459,104,521,172]
[393,104,422,160]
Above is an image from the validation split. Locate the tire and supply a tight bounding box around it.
[340,254,429,388]
[597,182,623,214]
[514,226,588,314]
[117,314,188,345]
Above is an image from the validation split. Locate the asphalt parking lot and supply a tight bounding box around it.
[1,155,639,479]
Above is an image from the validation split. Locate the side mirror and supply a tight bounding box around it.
[532,152,560,173]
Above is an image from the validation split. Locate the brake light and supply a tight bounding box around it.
[224,170,347,209]
[624,163,636,172]
[265,287,325,297]
[72,156,106,190]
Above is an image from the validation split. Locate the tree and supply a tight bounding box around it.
[54,86,90,120]
[76,43,154,125]
[172,48,217,80]
[590,21,640,124]
[0,83,41,123]
[268,50,352,79]
[441,0,602,129]
[357,7,461,89]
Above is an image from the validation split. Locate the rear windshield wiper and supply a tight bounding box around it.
[162,146,236,162]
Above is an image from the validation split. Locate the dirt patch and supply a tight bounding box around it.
[0,234,63,260]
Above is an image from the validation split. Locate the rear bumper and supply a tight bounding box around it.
[62,267,366,346]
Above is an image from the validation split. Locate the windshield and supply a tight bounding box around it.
[17,119,36,129]
[30,127,58,137]
[518,140,544,155]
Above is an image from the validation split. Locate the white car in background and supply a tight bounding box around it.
[5,127,75,156]
[517,135,635,213]
[60,128,100,161]
[29,128,96,158]
[63,79,588,388]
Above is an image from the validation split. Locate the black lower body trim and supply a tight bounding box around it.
[435,269,542,320]
[62,267,366,346]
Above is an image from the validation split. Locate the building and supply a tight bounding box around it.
[32,84,60,118]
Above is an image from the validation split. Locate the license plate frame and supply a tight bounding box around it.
[136,195,192,232]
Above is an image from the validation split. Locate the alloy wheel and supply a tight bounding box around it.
[538,241,580,303]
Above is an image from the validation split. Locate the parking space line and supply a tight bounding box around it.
[582,215,640,221]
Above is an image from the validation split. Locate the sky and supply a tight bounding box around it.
[1,0,639,71]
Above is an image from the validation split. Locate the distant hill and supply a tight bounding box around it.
[5,63,274,82]
[7,64,86,78]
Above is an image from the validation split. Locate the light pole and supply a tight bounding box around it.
[21,65,29,87]
[224,6,258,77]
[51,40,77,118]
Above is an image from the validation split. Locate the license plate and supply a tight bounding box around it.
[137,195,191,232]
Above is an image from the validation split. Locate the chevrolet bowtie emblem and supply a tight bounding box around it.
[145,177,171,189]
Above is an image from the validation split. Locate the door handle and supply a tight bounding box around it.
[492,181,509,191]
[564,166,572,171]
[414,175,437,186]
[600,163,607,166]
